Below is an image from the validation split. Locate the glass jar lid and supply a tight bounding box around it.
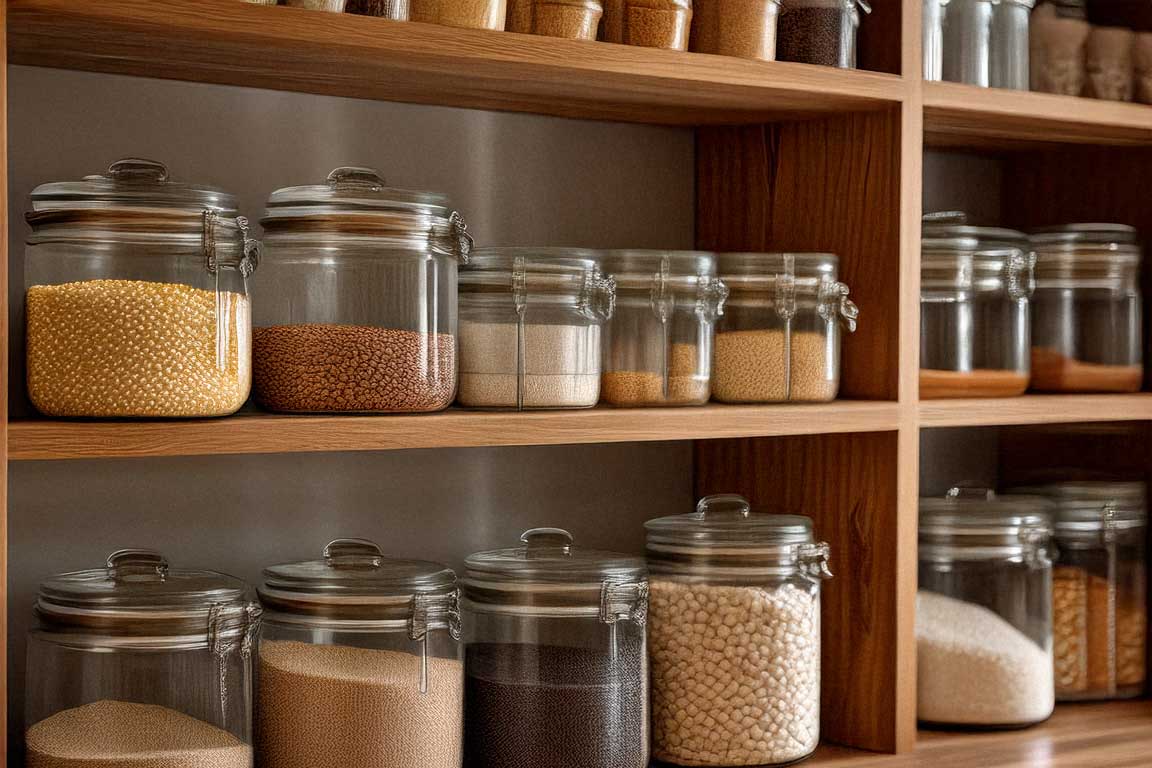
[1017,481,1146,534]
[717,252,838,284]
[717,252,856,330]
[1031,223,1139,247]
[29,158,237,216]
[602,250,727,318]
[920,489,1053,562]
[461,248,616,321]
[1031,224,1140,286]
[35,549,260,650]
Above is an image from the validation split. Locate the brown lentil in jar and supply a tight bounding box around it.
[690,0,781,59]
[508,0,602,37]
[776,0,857,67]
[601,343,708,405]
[410,0,507,28]
[601,0,692,49]
[712,329,836,402]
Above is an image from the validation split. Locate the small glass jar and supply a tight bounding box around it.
[777,0,869,68]
[255,167,471,413]
[600,0,693,49]
[24,158,258,419]
[457,248,614,410]
[713,252,858,403]
[285,0,347,10]
[257,539,462,768]
[461,528,649,768]
[506,0,602,38]
[26,550,261,768]
[646,494,832,766]
[920,216,1033,398]
[942,0,993,86]
[1029,225,1142,393]
[918,490,1055,728]
[600,251,726,407]
[989,0,1032,89]
[346,0,411,17]
[1026,482,1147,701]
[410,0,505,28]
[923,0,944,79]
[690,0,782,60]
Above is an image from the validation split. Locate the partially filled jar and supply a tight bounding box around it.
[646,494,832,766]
[25,158,258,418]
[713,252,858,403]
[917,490,1055,727]
[461,528,649,768]
[600,0,693,49]
[257,539,462,768]
[458,248,614,409]
[1029,224,1143,393]
[254,167,470,412]
[690,0,782,59]
[25,549,261,768]
[920,216,1033,398]
[600,250,726,407]
[776,0,869,68]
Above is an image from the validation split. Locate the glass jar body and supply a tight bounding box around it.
[942,0,993,86]
[1029,285,1142,393]
[690,0,782,60]
[460,606,649,768]
[506,0,603,38]
[920,288,1030,398]
[600,0,693,50]
[346,0,412,19]
[257,618,463,768]
[777,0,860,68]
[410,0,506,29]
[924,0,944,79]
[917,555,1054,726]
[252,235,458,413]
[989,0,1030,89]
[24,229,252,418]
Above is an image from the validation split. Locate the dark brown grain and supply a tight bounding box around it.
[777,5,851,67]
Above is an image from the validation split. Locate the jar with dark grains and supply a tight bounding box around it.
[506,0,602,38]
[777,0,868,68]
[600,0,692,49]
[600,251,726,407]
[713,252,857,403]
[255,167,471,413]
[461,529,649,768]
[257,539,463,768]
[24,158,259,418]
[690,0,781,59]
[346,0,411,18]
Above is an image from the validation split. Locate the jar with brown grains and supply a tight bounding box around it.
[600,0,692,49]
[258,539,463,768]
[690,0,781,59]
[24,158,259,418]
[600,251,726,407]
[254,166,471,413]
[507,0,602,38]
[713,252,857,403]
[410,0,505,29]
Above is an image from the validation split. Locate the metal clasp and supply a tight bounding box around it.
[600,581,649,627]
[449,210,473,264]
[819,280,858,332]
[798,541,834,580]
[1101,502,1119,546]
[697,277,729,321]
[238,216,260,278]
[1006,249,1036,301]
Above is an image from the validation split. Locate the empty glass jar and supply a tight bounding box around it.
[24,158,258,418]
[461,528,649,768]
[600,250,726,407]
[26,549,261,768]
[777,0,869,68]
[457,248,614,410]
[254,167,470,413]
[713,252,857,403]
[942,0,993,85]
[257,539,462,768]
[646,494,832,766]
[989,0,1032,89]
[918,490,1055,727]
[920,216,1033,398]
[1029,225,1143,393]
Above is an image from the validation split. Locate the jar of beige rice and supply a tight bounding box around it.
[24,158,259,418]
[645,494,833,766]
[26,549,262,768]
[713,252,857,403]
[257,539,463,768]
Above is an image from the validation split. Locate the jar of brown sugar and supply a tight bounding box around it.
[690,0,782,59]
[713,252,857,403]
[600,0,692,49]
[1028,224,1142,393]
[507,0,602,39]
[254,166,471,413]
[410,0,505,29]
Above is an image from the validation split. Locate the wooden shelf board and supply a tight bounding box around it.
[923,81,1152,149]
[7,0,905,126]
[6,401,900,460]
[919,393,1152,428]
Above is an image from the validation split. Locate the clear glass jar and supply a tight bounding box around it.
[506,0,602,38]
[600,250,726,407]
[690,0,782,60]
[346,0,411,18]
[257,539,462,768]
[920,216,1033,398]
[989,0,1032,89]
[1029,225,1142,393]
[26,549,261,768]
[777,0,869,68]
[1025,482,1147,701]
[24,158,258,418]
[285,0,347,11]
[646,494,832,766]
[457,248,614,410]
[942,0,993,86]
[461,528,649,768]
[254,166,471,413]
[410,0,504,29]
[600,0,693,49]
[924,0,944,79]
[713,252,858,403]
[917,490,1055,727]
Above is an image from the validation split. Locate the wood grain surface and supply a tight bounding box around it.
[919,394,1152,427]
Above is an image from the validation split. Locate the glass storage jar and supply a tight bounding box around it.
[600,250,726,407]
[777,0,869,68]
[1026,482,1147,701]
[690,0,782,60]
[461,528,649,768]
[917,490,1055,727]
[1029,224,1142,393]
[1029,2,1090,96]
[254,166,470,413]
[920,216,1033,398]
[457,248,614,410]
[713,252,858,403]
[942,0,993,85]
[924,0,944,79]
[26,549,261,768]
[257,539,462,768]
[646,494,832,766]
[410,0,504,29]
[346,0,411,18]
[989,0,1031,89]
[285,0,347,11]
[506,0,602,38]
[600,0,693,49]
[24,158,258,419]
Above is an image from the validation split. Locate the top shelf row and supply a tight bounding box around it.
[8,0,1152,144]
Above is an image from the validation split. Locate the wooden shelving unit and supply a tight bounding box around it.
[4,0,1152,764]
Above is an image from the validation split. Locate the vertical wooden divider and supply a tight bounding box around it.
[1,1,10,762]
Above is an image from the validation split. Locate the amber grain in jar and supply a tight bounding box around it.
[507,0,602,38]
[601,0,692,49]
[410,0,506,29]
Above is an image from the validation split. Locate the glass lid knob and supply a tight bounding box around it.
[106,158,169,184]
[323,538,384,568]
[521,527,574,556]
[106,549,169,582]
[695,493,751,520]
[326,166,386,191]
